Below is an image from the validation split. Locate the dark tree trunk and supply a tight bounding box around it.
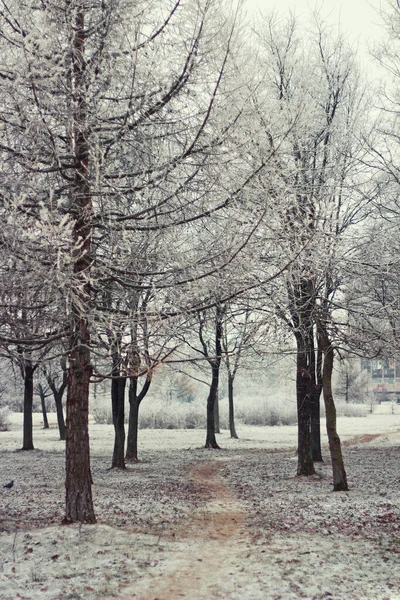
[55,392,66,441]
[126,375,151,462]
[205,366,220,448]
[126,388,140,462]
[38,386,50,429]
[228,374,238,439]
[214,390,220,434]
[64,7,95,524]
[111,376,126,469]
[318,323,348,491]
[204,308,223,449]
[22,362,35,451]
[295,333,315,476]
[54,391,66,441]
[65,343,95,523]
[46,368,67,441]
[311,338,323,462]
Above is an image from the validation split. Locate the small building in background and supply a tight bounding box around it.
[361,359,400,403]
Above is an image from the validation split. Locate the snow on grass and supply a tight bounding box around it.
[0,406,400,599]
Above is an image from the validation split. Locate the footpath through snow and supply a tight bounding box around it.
[0,409,400,599]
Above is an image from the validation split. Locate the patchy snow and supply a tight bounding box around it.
[1,406,400,599]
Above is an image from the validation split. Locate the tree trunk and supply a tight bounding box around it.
[64,6,95,524]
[46,369,67,441]
[311,340,323,462]
[22,362,35,451]
[39,390,50,429]
[111,376,126,469]
[126,375,151,462]
[214,390,220,433]
[318,324,348,491]
[65,343,95,523]
[204,308,223,449]
[295,334,315,476]
[54,391,66,441]
[205,366,220,448]
[228,373,238,439]
[126,388,140,462]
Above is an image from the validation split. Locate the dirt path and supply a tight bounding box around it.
[127,459,253,600]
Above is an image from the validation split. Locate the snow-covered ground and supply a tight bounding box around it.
[1,407,400,599]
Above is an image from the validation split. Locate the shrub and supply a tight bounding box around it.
[236,398,297,427]
[0,407,11,431]
[320,401,367,418]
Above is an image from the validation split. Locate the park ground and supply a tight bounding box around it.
[1,406,400,599]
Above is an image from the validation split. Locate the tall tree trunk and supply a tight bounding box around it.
[318,323,348,491]
[126,387,140,462]
[295,333,315,476]
[311,335,323,462]
[111,376,126,469]
[22,361,35,451]
[214,390,220,434]
[65,342,94,523]
[38,386,50,429]
[228,373,238,439]
[205,366,220,448]
[126,375,151,462]
[54,391,66,441]
[64,6,95,524]
[204,308,223,449]
[46,367,67,441]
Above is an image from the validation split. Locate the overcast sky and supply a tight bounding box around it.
[243,0,384,67]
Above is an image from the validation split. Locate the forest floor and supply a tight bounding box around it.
[0,407,400,600]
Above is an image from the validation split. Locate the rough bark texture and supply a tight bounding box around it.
[65,344,94,523]
[111,376,126,469]
[22,362,35,451]
[228,374,239,439]
[64,7,95,524]
[295,334,315,476]
[318,324,348,491]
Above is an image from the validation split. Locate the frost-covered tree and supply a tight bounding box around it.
[252,14,367,484]
[0,0,260,521]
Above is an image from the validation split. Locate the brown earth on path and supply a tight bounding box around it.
[126,459,253,600]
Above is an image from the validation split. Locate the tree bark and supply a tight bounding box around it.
[311,337,323,462]
[205,366,220,448]
[205,308,223,449]
[111,376,126,469]
[46,367,67,441]
[65,343,94,522]
[54,390,66,441]
[318,323,348,491]
[126,385,140,462]
[214,390,220,434]
[126,375,151,462]
[295,333,315,476]
[228,374,239,439]
[22,361,35,451]
[38,384,50,429]
[64,6,95,524]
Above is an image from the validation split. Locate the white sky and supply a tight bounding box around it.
[243,0,384,66]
